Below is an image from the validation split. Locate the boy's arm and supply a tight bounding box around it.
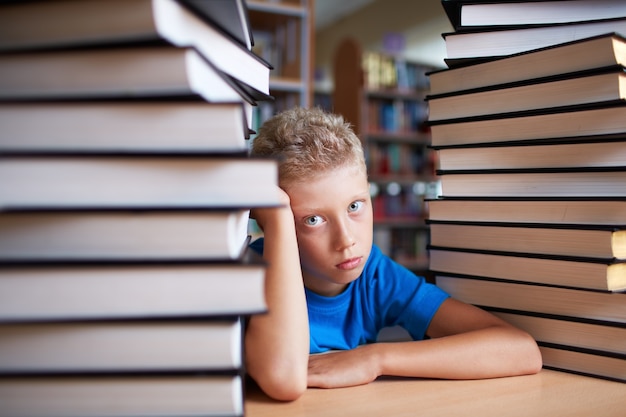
[245,190,310,401]
[307,298,542,388]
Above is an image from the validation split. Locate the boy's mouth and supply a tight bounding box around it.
[335,256,362,270]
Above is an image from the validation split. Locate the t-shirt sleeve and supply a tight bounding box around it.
[249,237,264,255]
[371,247,450,340]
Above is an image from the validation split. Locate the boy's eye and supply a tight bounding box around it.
[348,201,363,212]
[304,215,322,226]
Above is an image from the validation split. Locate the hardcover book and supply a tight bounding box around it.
[429,221,626,260]
[436,275,626,324]
[443,16,626,61]
[0,210,252,261]
[0,256,267,321]
[0,374,244,417]
[428,33,626,96]
[0,0,269,95]
[430,246,626,292]
[0,101,252,152]
[426,198,626,226]
[0,318,244,373]
[442,0,626,31]
[0,154,281,209]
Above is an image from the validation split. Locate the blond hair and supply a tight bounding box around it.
[250,107,366,187]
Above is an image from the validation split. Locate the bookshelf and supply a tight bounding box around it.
[247,0,314,127]
[333,38,440,273]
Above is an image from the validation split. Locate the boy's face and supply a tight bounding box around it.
[286,164,373,297]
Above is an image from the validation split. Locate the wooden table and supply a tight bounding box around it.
[245,369,625,417]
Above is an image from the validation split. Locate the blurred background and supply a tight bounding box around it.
[247,0,450,274]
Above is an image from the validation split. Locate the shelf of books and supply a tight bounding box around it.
[0,0,280,415]
[333,38,441,275]
[247,0,314,129]
[429,0,626,383]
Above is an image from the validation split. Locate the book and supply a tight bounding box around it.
[495,307,626,382]
[442,0,626,30]
[179,0,253,50]
[436,275,626,323]
[428,33,626,96]
[0,155,281,209]
[490,310,626,356]
[0,46,260,129]
[0,374,243,417]
[435,0,626,386]
[0,259,266,321]
[426,198,626,225]
[429,247,626,291]
[437,169,626,198]
[443,16,626,61]
[0,318,243,373]
[0,101,251,152]
[435,140,626,170]
[0,0,269,95]
[539,344,626,382]
[427,68,626,122]
[429,222,626,260]
[429,104,626,147]
[0,210,251,261]
[0,0,272,413]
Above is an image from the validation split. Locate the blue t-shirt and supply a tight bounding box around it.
[250,239,450,354]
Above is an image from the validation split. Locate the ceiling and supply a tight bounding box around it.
[314,0,376,30]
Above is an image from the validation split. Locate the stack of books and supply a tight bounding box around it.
[427,0,626,382]
[440,0,626,66]
[0,0,279,415]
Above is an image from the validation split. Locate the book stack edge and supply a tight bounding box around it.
[0,0,278,415]
[429,0,626,383]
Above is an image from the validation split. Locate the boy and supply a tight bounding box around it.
[245,107,542,401]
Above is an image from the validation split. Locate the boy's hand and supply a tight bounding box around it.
[307,345,382,388]
[250,186,291,232]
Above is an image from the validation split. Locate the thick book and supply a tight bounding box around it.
[429,247,626,292]
[427,68,626,122]
[0,374,243,417]
[428,33,626,96]
[494,309,626,382]
[426,198,626,225]
[429,104,626,147]
[539,344,626,383]
[443,16,626,61]
[179,0,253,50]
[491,310,626,356]
[0,101,251,152]
[437,168,626,198]
[429,221,626,260]
[0,0,269,95]
[0,259,266,321]
[0,46,261,130]
[435,140,626,171]
[0,318,243,373]
[442,0,626,30]
[0,210,251,261]
[0,154,280,209]
[436,274,626,323]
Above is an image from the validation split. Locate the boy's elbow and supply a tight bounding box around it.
[244,337,309,401]
[255,369,307,401]
[526,344,543,375]
[516,330,543,375]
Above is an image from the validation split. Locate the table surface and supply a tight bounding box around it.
[245,369,625,417]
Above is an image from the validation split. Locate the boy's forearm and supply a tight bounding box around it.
[308,325,540,389]
[376,325,542,380]
[245,207,309,401]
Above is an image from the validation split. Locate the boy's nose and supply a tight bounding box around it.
[333,220,356,251]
